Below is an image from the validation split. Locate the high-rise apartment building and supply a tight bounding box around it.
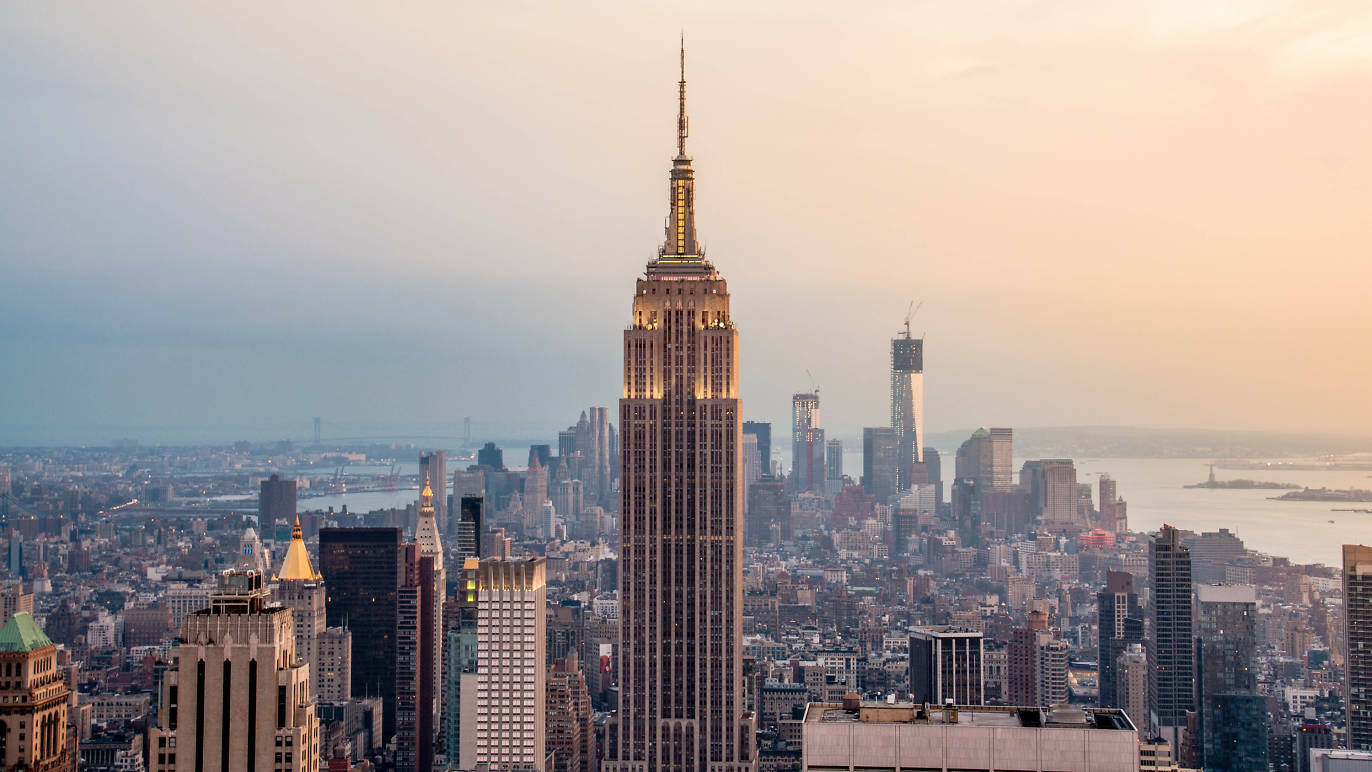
[792,393,824,493]
[152,570,319,772]
[909,627,983,706]
[1149,525,1195,748]
[1195,583,1265,772]
[605,45,755,771]
[459,558,546,772]
[1097,570,1144,710]
[862,427,899,505]
[0,580,34,626]
[272,517,327,700]
[0,612,70,772]
[1347,544,1372,751]
[316,625,352,702]
[319,527,401,738]
[418,451,447,534]
[258,473,296,543]
[890,331,924,492]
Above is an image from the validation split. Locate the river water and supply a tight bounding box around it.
[264,456,1370,568]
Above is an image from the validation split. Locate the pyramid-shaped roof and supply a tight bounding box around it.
[0,612,53,652]
[275,517,321,582]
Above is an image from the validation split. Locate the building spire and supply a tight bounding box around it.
[658,35,701,261]
[677,33,689,159]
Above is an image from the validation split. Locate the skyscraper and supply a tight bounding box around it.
[272,516,329,701]
[153,570,319,772]
[605,43,755,771]
[418,450,447,534]
[890,329,924,492]
[319,527,402,738]
[459,557,546,772]
[1345,544,1372,750]
[1116,643,1148,731]
[861,427,899,505]
[396,543,437,772]
[1097,570,1144,710]
[791,393,823,493]
[1195,584,1265,772]
[258,473,296,542]
[456,495,483,561]
[825,438,843,483]
[412,476,446,752]
[1149,525,1195,749]
[742,421,772,477]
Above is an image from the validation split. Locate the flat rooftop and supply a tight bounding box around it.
[805,701,1135,732]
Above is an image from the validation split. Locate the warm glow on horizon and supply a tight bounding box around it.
[2,0,1370,441]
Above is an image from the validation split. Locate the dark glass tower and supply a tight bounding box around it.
[1149,525,1194,748]
[604,42,755,772]
[319,527,402,738]
[258,473,296,541]
[1195,584,1265,771]
[1347,544,1372,750]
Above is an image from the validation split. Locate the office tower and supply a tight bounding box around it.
[459,558,546,772]
[1195,584,1265,771]
[529,444,553,469]
[153,570,319,772]
[954,428,1013,490]
[606,44,755,771]
[456,496,484,560]
[317,625,352,702]
[742,434,761,505]
[418,451,447,534]
[259,473,297,542]
[523,455,547,536]
[743,421,772,477]
[412,477,445,750]
[586,406,612,506]
[747,478,789,545]
[862,427,899,504]
[477,442,505,471]
[825,438,844,482]
[1097,570,1144,710]
[0,581,34,626]
[272,517,327,699]
[791,393,824,493]
[319,527,401,738]
[1149,525,1195,749]
[546,653,595,772]
[0,612,71,772]
[1347,545,1372,750]
[890,329,924,492]
[396,543,437,772]
[1116,643,1148,731]
[909,627,984,706]
[551,479,583,524]
[1033,459,1079,530]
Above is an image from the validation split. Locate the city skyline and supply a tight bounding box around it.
[6,2,1372,445]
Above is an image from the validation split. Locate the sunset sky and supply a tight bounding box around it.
[3,1,1370,443]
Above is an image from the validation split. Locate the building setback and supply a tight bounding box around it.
[603,43,755,772]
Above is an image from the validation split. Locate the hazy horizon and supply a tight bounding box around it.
[5,1,1371,442]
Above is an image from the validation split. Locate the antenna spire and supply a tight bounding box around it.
[677,33,689,158]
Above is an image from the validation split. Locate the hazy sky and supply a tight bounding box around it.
[3,1,1370,444]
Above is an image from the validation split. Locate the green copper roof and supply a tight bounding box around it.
[0,612,53,652]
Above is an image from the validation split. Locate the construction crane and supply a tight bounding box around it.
[902,300,924,338]
[805,368,820,396]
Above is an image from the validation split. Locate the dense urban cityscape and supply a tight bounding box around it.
[5,12,1372,772]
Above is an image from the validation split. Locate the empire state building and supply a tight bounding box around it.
[604,43,757,772]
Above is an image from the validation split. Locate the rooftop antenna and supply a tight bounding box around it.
[677,32,689,158]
